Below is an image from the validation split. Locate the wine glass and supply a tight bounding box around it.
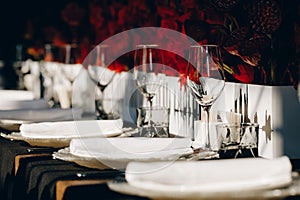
[58,44,83,108]
[13,44,27,90]
[87,44,117,119]
[59,44,82,87]
[186,44,225,155]
[40,44,61,107]
[134,44,166,137]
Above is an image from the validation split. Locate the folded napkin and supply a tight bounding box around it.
[0,108,82,123]
[20,118,123,138]
[61,63,82,81]
[69,137,193,169]
[126,156,292,193]
[0,99,49,110]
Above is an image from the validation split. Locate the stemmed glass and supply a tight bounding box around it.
[134,44,165,137]
[57,44,83,108]
[41,44,61,107]
[87,45,116,119]
[13,44,27,90]
[187,45,225,155]
[60,44,82,83]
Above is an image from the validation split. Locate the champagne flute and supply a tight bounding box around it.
[187,45,225,155]
[134,44,165,137]
[87,44,116,119]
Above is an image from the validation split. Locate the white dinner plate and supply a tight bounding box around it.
[107,172,300,200]
[0,127,137,148]
[54,145,193,170]
[0,119,32,125]
[53,147,110,170]
[0,132,71,148]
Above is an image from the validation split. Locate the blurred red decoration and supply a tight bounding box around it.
[22,0,299,86]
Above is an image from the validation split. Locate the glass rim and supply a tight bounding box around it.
[95,44,109,48]
[216,122,259,128]
[137,106,170,111]
[44,43,79,48]
[190,44,220,48]
[136,44,159,48]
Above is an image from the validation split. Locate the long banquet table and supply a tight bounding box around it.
[1,136,300,200]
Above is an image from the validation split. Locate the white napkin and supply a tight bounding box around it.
[20,118,123,139]
[69,137,193,169]
[126,156,292,193]
[61,64,82,82]
[0,108,82,123]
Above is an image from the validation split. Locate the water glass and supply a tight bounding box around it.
[100,98,123,120]
[136,106,170,138]
[216,123,259,158]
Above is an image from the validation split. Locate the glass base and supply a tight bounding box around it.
[218,147,258,159]
[138,125,169,138]
[185,149,219,160]
[190,142,219,160]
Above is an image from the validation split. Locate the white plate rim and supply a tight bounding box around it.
[107,173,300,200]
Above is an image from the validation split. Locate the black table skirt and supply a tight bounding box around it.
[0,137,146,200]
[0,137,29,200]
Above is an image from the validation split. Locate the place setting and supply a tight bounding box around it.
[107,156,300,200]
[52,44,194,170]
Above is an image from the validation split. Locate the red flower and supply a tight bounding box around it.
[178,73,187,90]
[232,63,255,83]
[160,19,178,31]
[186,65,201,84]
[177,12,192,24]
[117,6,130,26]
[157,5,179,19]
[180,0,197,11]
[61,2,85,27]
[108,61,129,73]
[89,6,105,29]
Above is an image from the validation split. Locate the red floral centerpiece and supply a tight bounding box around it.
[22,0,299,87]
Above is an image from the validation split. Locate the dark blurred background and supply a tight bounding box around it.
[0,0,64,89]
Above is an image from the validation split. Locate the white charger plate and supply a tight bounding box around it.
[0,126,137,148]
[54,146,193,170]
[53,147,110,170]
[0,132,71,148]
[107,172,300,200]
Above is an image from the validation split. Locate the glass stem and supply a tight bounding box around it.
[148,98,153,128]
[95,99,104,119]
[203,106,211,150]
[95,88,106,120]
[147,95,155,137]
